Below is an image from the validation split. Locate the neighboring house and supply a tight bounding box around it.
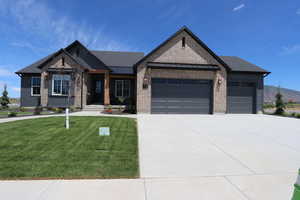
[16,26,270,114]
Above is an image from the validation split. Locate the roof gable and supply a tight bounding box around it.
[37,49,92,70]
[135,26,230,71]
[65,41,110,71]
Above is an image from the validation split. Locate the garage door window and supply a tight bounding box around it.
[228,82,255,87]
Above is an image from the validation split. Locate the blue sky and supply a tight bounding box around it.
[0,0,299,97]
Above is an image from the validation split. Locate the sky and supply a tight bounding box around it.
[0,0,299,97]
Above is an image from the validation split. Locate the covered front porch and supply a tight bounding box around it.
[85,70,136,109]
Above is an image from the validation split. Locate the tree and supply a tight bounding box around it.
[274,91,285,115]
[0,84,10,109]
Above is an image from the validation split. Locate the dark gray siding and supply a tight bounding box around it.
[227,73,264,113]
[20,74,41,107]
[47,74,75,108]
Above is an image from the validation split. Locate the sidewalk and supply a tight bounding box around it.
[0,111,136,124]
[0,174,295,200]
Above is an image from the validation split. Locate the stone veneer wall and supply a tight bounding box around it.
[40,52,86,108]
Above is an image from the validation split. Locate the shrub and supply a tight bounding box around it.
[274,92,285,115]
[0,85,9,109]
[297,113,300,119]
[291,112,297,117]
[8,111,17,117]
[19,107,26,112]
[53,107,64,113]
[69,106,76,112]
[263,104,275,109]
[34,106,43,115]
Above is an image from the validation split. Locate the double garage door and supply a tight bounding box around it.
[151,78,212,114]
[227,82,256,114]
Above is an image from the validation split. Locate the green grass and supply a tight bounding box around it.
[0,116,139,179]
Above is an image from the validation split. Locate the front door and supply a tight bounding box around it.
[92,79,104,104]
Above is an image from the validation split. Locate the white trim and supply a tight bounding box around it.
[114,80,130,98]
[51,74,70,96]
[31,76,41,96]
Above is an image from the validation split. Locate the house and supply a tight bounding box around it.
[16,26,270,114]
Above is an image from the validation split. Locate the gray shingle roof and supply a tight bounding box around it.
[220,56,269,73]
[16,40,268,75]
[16,53,53,74]
[147,62,220,70]
[91,51,144,67]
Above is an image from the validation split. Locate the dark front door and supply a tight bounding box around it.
[92,79,104,104]
[151,78,213,114]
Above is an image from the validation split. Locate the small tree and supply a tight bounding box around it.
[274,92,285,115]
[0,84,10,109]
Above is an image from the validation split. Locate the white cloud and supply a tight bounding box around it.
[281,44,300,55]
[10,41,47,54]
[158,4,188,20]
[0,68,14,76]
[233,4,245,12]
[297,9,300,15]
[0,0,132,51]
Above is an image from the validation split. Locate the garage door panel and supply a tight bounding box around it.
[228,83,255,114]
[151,78,212,114]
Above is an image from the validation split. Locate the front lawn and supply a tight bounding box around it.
[0,116,138,179]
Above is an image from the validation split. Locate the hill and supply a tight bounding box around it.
[264,85,300,103]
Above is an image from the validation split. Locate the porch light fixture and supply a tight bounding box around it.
[143,77,150,89]
[217,78,222,85]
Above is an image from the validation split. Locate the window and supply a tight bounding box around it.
[62,57,65,66]
[182,37,186,48]
[31,77,41,96]
[115,80,130,98]
[52,74,70,96]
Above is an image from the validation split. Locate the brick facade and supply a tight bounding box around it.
[136,30,227,113]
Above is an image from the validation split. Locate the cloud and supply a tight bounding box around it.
[281,44,300,55]
[158,4,188,20]
[0,68,14,76]
[297,9,300,15]
[0,0,132,51]
[233,4,245,12]
[10,41,47,54]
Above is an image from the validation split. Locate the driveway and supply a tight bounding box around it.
[138,114,300,199]
[0,114,299,200]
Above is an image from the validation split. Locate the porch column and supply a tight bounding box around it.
[104,72,110,105]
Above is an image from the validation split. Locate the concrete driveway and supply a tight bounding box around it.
[138,114,300,199]
[0,114,299,200]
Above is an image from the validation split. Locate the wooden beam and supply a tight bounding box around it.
[88,69,109,74]
[104,72,110,105]
[109,74,136,79]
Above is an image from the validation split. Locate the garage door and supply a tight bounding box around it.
[151,78,212,114]
[227,82,256,114]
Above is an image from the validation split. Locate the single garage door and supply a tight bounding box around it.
[151,78,212,114]
[227,82,256,114]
